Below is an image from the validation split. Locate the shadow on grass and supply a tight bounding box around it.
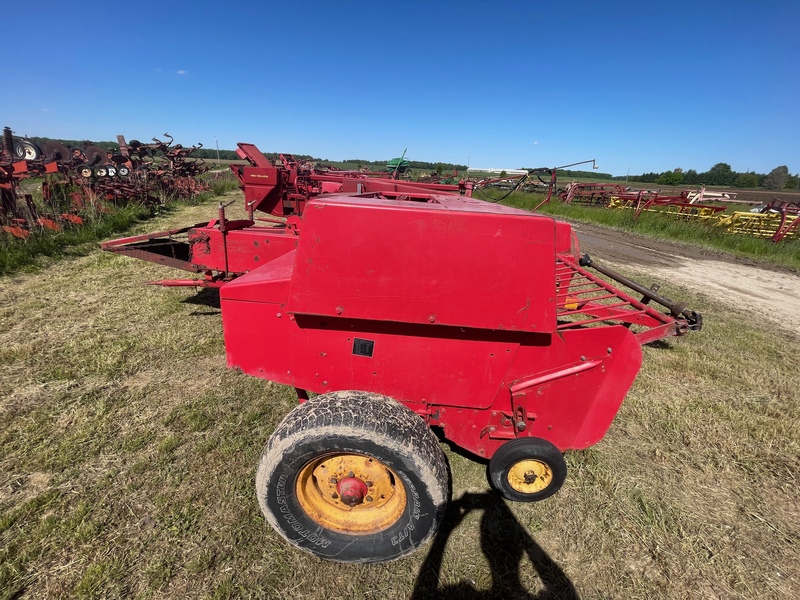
[411,491,579,600]
[182,288,221,312]
[643,339,675,350]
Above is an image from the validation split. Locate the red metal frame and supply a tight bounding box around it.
[217,193,661,458]
[764,201,800,242]
[102,144,703,463]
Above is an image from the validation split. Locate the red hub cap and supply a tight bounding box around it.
[336,477,368,507]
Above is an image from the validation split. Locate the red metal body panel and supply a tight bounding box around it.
[188,224,297,273]
[288,196,558,333]
[220,195,650,459]
[238,166,282,215]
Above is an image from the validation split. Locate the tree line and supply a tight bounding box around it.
[619,163,797,190]
[343,158,468,171]
[187,149,470,172]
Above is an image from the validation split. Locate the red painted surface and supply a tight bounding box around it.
[103,144,700,462]
[337,478,368,505]
[219,194,657,459]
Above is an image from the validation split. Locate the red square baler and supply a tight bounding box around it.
[102,145,701,563]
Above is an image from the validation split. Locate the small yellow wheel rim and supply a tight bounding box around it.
[295,453,407,534]
[507,459,553,494]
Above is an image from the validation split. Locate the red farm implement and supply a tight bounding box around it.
[559,181,630,205]
[559,182,729,221]
[1,127,80,238]
[607,190,729,221]
[1,127,211,240]
[103,142,702,563]
[554,180,800,243]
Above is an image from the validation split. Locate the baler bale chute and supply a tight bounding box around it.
[102,142,702,563]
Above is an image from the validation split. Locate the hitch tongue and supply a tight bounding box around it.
[578,254,702,331]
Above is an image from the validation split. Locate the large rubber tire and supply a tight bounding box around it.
[256,391,450,563]
[488,437,567,502]
[14,139,42,161]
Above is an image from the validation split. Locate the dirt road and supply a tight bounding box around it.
[570,222,800,337]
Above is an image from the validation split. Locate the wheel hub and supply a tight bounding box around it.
[336,476,368,507]
[523,470,538,484]
[507,459,553,494]
[295,452,406,534]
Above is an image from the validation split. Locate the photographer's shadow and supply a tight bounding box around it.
[411,491,579,600]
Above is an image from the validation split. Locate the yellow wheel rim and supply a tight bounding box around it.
[295,453,407,534]
[506,459,553,494]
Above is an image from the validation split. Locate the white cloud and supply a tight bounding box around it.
[42,108,50,112]
[176,70,187,75]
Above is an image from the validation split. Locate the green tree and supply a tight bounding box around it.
[704,163,736,186]
[683,169,699,185]
[657,170,684,185]
[639,172,660,183]
[735,172,759,188]
[764,165,789,190]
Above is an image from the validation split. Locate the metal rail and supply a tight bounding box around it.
[554,254,702,344]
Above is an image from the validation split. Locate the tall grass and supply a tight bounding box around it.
[0,174,240,277]
[493,190,800,270]
[0,205,153,276]
[208,175,240,197]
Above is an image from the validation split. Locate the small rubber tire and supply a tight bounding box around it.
[488,437,567,502]
[256,390,450,563]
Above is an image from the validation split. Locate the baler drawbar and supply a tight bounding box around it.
[102,143,702,563]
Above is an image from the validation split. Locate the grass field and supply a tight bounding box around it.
[1,190,798,599]
[487,190,800,271]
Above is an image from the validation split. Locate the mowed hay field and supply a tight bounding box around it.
[1,191,798,599]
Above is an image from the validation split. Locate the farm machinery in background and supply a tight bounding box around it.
[102,140,702,563]
[1,127,210,239]
[717,200,800,242]
[553,181,799,243]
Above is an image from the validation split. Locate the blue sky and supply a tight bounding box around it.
[3,1,798,176]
